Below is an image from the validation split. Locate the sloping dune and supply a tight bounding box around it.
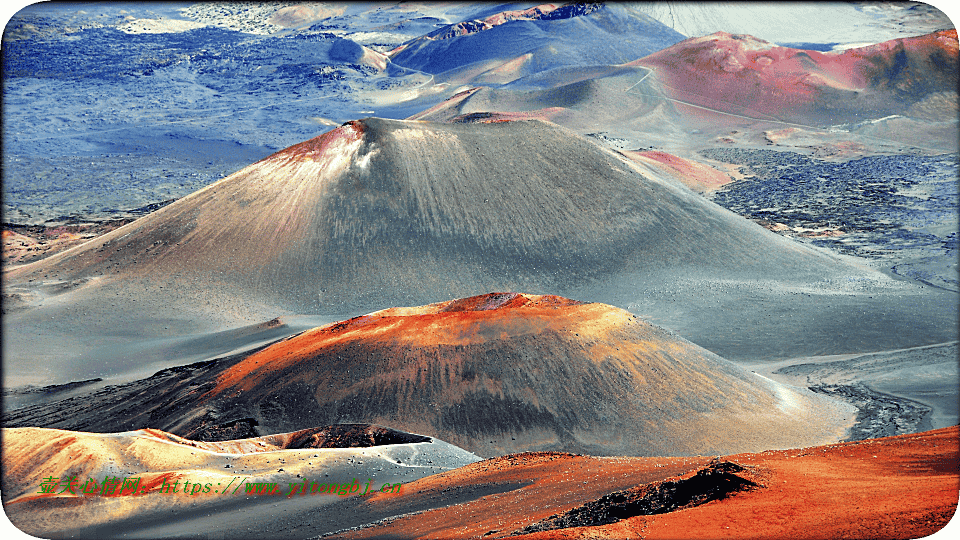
[1,424,480,538]
[5,293,856,458]
[633,29,959,125]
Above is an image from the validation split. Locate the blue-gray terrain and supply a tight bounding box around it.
[1,4,958,538]
[706,149,959,291]
[2,3,432,222]
[2,2,687,224]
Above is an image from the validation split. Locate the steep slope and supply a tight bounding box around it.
[1,117,874,306]
[4,116,953,386]
[4,293,855,458]
[633,29,959,125]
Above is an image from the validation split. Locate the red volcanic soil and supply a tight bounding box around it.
[634,29,959,124]
[210,292,587,393]
[621,150,733,192]
[340,426,959,540]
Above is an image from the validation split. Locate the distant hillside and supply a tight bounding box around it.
[624,2,954,48]
[633,29,959,125]
[388,3,685,76]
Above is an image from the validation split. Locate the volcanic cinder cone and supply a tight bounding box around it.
[632,29,959,125]
[204,293,856,456]
[4,117,848,309]
[205,292,856,456]
[3,116,952,384]
[7,293,856,458]
[386,3,684,77]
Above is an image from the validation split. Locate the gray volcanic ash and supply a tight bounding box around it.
[3,117,879,312]
[4,293,856,458]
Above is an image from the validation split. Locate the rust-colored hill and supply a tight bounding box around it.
[5,293,855,458]
[633,29,959,125]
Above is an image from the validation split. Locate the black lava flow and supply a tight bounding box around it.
[704,148,959,260]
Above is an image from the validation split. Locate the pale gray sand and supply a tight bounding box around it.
[745,341,958,435]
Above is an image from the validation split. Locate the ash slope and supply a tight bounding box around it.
[3,116,883,310]
[5,293,855,459]
[4,117,954,386]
